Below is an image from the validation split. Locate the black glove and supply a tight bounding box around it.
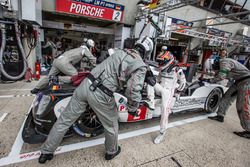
[127,101,139,117]
[145,69,156,86]
[198,77,204,81]
[204,78,212,83]
[128,110,138,117]
[146,76,156,86]
[199,78,211,83]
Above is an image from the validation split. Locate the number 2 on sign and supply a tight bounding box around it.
[112,10,122,21]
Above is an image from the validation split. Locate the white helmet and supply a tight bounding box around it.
[81,38,88,46]
[86,39,95,48]
[134,36,154,59]
[161,46,168,51]
[108,48,115,56]
[83,38,88,43]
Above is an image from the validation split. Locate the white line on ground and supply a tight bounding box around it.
[0,89,32,92]
[0,95,14,98]
[0,113,8,122]
[8,98,36,157]
[0,112,216,166]
[0,94,35,99]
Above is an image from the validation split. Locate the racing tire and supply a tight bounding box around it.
[22,111,47,144]
[204,87,223,113]
[74,106,104,137]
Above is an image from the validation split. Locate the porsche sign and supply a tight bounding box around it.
[56,0,125,22]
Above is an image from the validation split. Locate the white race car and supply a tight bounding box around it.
[60,79,225,124]
[22,72,226,143]
[56,78,226,137]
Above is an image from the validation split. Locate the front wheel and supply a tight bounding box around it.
[204,88,223,113]
[73,106,104,137]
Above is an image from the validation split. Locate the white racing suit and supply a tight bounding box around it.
[212,58,250,133]
[204,57,214,75]
[40,49,147,155]
[147,66,186,143]
[35,45,96,90]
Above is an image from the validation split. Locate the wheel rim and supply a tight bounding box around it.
[208,94,219,109]
[206,88,223,112]
[77,106,103,133]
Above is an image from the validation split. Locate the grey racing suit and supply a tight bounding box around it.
[41,49,147,155]
[148,66,186,132]
[35,45,96,90]
[212,58,250,132]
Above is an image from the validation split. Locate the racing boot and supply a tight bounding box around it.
[208,115,224,122]
[154,131,166,144]
[38,153,54,164]
[233,131,250,139]
[105,146,121,160]
[30,88,40,94]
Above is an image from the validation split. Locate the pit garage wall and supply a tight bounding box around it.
[42,0,141,25]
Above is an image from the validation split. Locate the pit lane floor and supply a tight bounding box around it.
[0,80,249,167]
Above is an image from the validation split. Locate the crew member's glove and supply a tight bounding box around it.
[127,101,139,117]
[209,78,218,83]
[128,110,139,117]
[205,78,213,83]
[145,75,156,86]
[199,78,211,83]
[198,76,204,81]
[145,68,156,86]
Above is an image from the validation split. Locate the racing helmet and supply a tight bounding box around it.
[86,39,95,49]
[108,48,115,56]
[161,46,168,51]
[83,38,88,43]
[156,51,175,70]
[134,36,154,59]
[81,38,88,45]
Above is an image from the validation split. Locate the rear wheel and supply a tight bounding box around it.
[22,111,47,144]
[74,106,104,137]
[204,88,223,113]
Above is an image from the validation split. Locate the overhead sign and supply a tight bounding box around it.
[171,18,193,27]
[207,28,232,38]
[206,28,232,46]
[56,0,125,22]
[170,17,193,33]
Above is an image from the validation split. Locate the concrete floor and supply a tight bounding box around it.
[0,79,249,167]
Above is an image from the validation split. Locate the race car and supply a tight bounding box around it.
[22,71,226,144]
